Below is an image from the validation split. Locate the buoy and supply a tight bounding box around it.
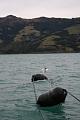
[37,87,67,107]
[31,74,48,82]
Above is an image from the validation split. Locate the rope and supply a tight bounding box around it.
[37,105,45,120]
[48,77,62,89]
[32,81,37,102]
[68,91,80,103]
[32,80,45,120]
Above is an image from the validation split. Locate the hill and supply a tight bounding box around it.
[0,15,80,53]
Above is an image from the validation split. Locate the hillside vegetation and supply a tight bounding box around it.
[0,15,80,53]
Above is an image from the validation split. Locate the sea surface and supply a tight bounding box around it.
[0,53,80,120]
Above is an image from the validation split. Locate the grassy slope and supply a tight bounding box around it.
[0,16,80,53]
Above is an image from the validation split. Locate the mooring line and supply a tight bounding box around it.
[32,80,45,120]
[68,91,80,102]
[32,81,37,102]
[48,77,61,89]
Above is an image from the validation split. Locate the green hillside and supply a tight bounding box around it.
[0,15,80,53]
[66,24,80,34]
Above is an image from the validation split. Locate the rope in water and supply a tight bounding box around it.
[32,81,37,102]
[48,77,62,88]
[68,91,80,102]
[32,80,45,120]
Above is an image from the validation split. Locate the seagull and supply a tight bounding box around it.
[41,67,48,74]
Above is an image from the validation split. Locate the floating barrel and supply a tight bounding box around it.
[37,87,67,107]
[31,74,48,82]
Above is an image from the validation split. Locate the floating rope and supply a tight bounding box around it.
[32,80,37,102]
[48,77,62,88]
[68,91,80,103]
[32,80,45,120]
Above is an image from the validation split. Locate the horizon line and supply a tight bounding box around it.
[0,14,80,19]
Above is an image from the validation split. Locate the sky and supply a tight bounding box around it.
[0,0,80,19]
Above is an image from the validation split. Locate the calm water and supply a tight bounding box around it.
[0,53,80,120]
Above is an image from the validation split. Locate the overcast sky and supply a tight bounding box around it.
[0,0,80,18]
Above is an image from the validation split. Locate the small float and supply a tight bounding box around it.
[31,74,48,82]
